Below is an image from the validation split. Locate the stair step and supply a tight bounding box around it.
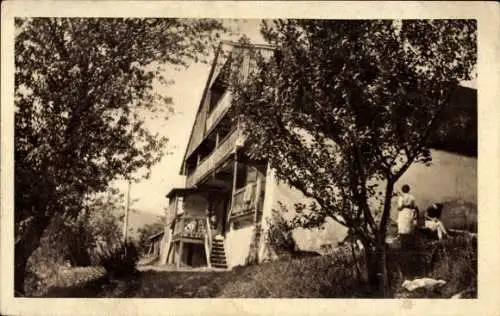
[212,263,227,268]
[209,239,227,268]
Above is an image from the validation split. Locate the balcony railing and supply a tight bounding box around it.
[205,91,232,134]
[229,182,257,219]
[172,215,207,241]
[186,128,243,187]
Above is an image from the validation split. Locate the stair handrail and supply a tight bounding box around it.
[205,216,213,268]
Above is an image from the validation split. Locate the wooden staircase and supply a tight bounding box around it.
[210,238,228,269]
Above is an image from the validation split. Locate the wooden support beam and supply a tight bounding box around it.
[228,151,238,222]
[176,216,185,268]
[253,172,262,224]
[166,237,173,264]
[177,241,183,268]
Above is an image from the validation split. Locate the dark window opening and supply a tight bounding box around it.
[208,88,225,113]
[208,56,232,113]
[235,165,247,190]
[217,117,233,141]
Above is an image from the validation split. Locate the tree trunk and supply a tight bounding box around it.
[375,238,391,297]
[14,215,51,296]
[363,236,391,298]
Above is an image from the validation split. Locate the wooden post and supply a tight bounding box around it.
[253,170,262,223]
[123,179,131,244]
[166,236,173,264]
[174,195,179,216]
[229,150,238,221]
[177,216,185,268]
[177,241,183,268]
[205,214,212,269]
[215,131,220,148]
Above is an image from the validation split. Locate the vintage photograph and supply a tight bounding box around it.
[11,16,478,301]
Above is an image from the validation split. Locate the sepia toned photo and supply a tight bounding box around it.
[1,2,499,315]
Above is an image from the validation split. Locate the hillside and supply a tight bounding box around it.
[126,210,165,240]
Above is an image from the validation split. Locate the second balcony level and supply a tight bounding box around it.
[185,118,245,187]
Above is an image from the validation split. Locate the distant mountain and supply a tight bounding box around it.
[126,210,165,240]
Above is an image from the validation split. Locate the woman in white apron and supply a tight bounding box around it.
[397,184,418,276]
[397,184,418,234]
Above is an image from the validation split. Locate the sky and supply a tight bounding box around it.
[113,19,266,215]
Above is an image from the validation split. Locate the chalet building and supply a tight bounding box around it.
[158,41,477,269]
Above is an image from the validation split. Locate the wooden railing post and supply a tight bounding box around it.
[228,150,238,222]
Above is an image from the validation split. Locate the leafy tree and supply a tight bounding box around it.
[14,17,226,295]
[230,20,476,297]
[24,187,126,295]
[59,187,125,266]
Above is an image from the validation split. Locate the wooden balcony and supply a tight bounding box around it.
[186,128,243,187]
[172,215,207,242]
[205,91,232,134]
[229,182,257,219]
[171,215,213,268]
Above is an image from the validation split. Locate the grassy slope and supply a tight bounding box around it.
[43,234,476,298]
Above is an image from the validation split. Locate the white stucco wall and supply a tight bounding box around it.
[270,180,349,253]
[225,219,255,268]
[258,149,476,257]
[258,164,279,262]
[392,149,476,213]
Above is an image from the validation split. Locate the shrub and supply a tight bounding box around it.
[95,241,139,278]
[266,208,296,256]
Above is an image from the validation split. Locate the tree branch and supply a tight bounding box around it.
[393,88,455,181]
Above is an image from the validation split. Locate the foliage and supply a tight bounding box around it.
[135,220,166,256]
[23,188,125,295]
[265,206,296,255]
[391,233,477,298]
[229,19,476,296]
[14,17,226,294]
[96,241,139,278]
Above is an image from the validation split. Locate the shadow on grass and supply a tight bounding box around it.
[44,275,110,298]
